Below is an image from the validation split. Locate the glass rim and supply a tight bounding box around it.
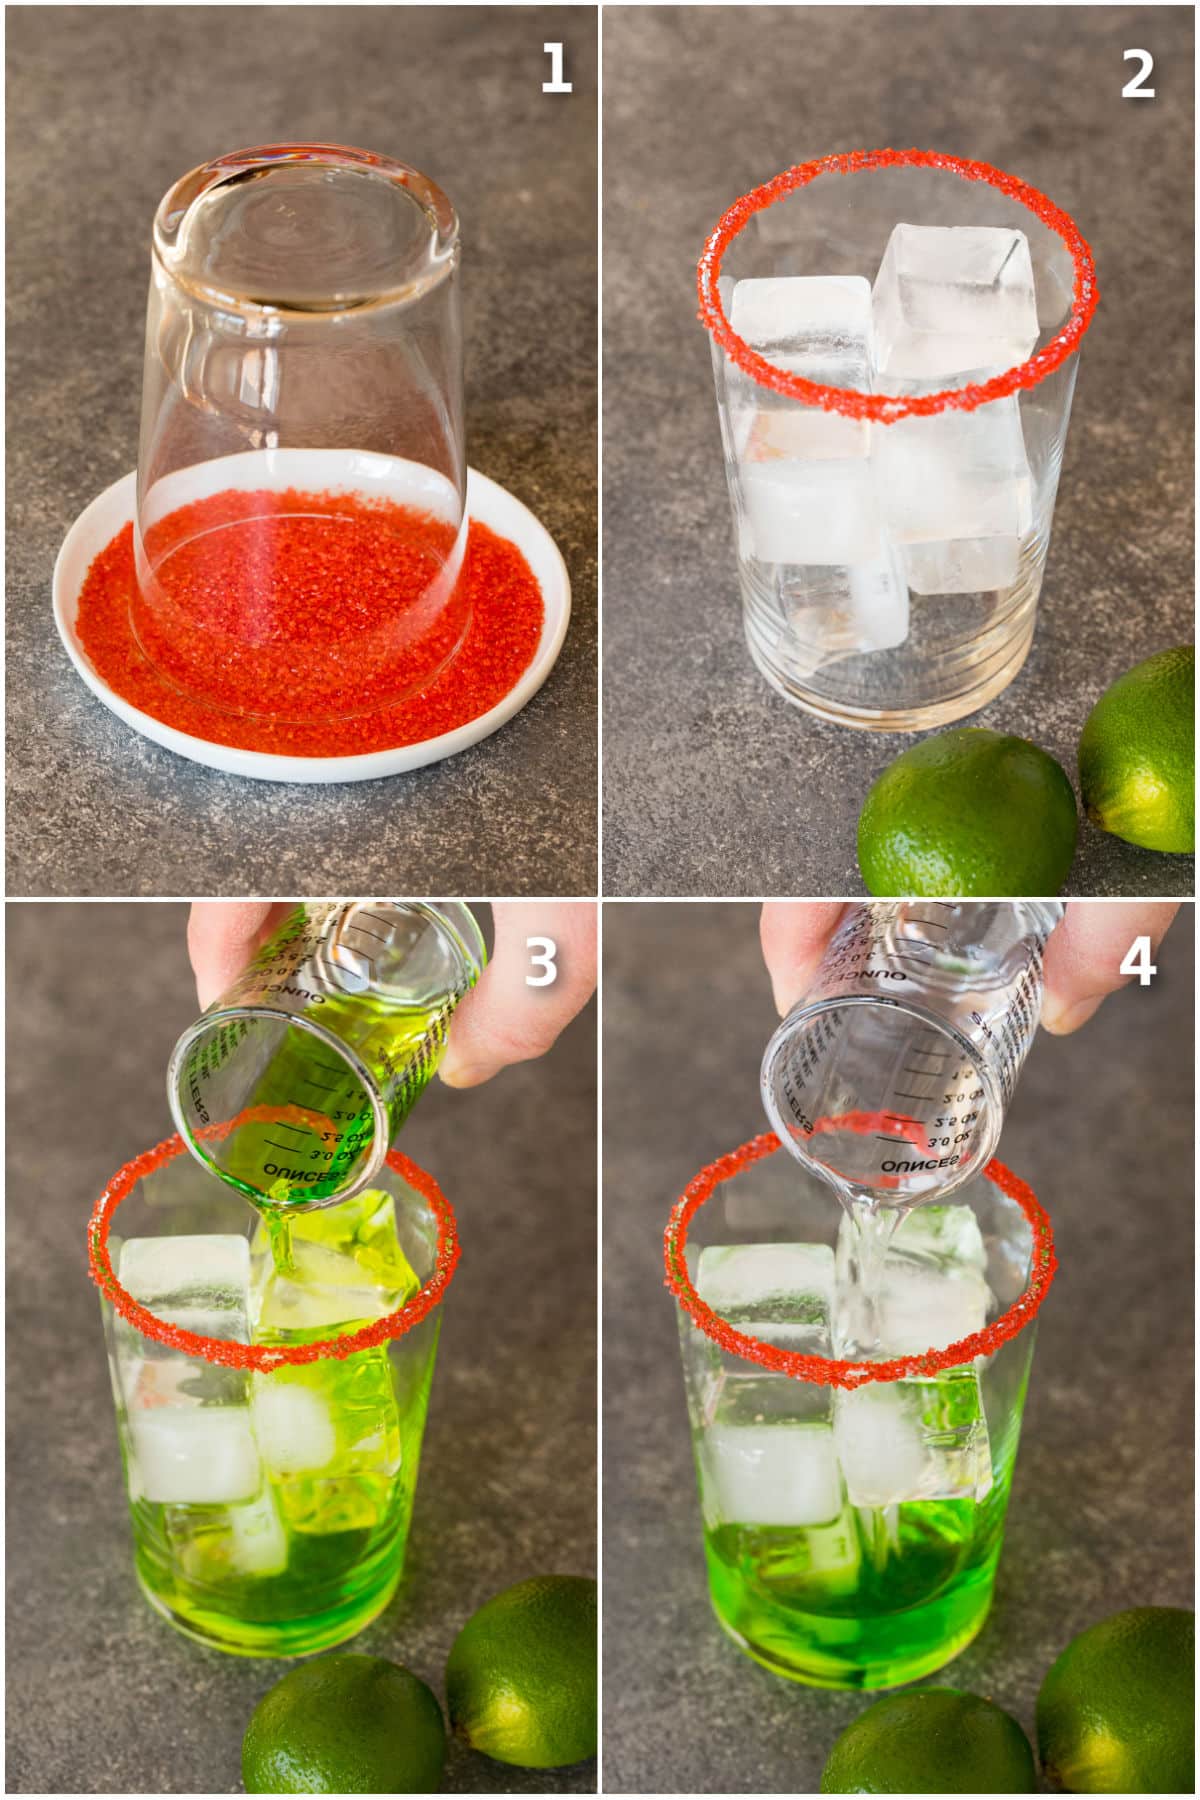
[153,140,460,320]
[664,1130,1056,1389]
[697,146,1099,422]
[88,1124,460,1369]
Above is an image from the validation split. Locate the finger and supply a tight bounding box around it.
[440,901,597,1087]
[1041,902,1179,1035]
[187,901,293,1008]
[760,901,848,1015]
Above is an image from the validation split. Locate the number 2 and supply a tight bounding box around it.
[1122,48,1155,98]
[527,936,558,986]
[1120,936,1157,986]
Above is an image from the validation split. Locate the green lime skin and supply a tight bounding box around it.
[242,1653,445,1794]
[1036,1606,1195,1793]
[820,1687,1038,1794]
[1078,645,1195,852]
[857,728,1078,896]
[446,1575,597,1769]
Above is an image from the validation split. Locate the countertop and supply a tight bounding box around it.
[601,903,1194,1792]
[6,7,597,897]
[5,902,597,1794]
[602,6,1194,897]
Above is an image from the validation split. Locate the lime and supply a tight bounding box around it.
[1078,646,1194,852]
[857,728,1078,896]
[1036,1606,1194,1792]
[446,1574,597,1768]
[242,1653,445,1794]
[820,1687,1037,1793]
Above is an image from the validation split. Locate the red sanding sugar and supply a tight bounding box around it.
[76,489,545,757]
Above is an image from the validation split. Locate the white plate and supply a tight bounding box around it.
[53,463,571,784]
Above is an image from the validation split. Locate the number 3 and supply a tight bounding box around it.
[527,936,558,986]
[1119,936,1157,986]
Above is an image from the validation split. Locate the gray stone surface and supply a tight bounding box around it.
[7,7,597,897]
[602,902,1193,1793]
[602,7,1194,897]
[5,902,596,1794]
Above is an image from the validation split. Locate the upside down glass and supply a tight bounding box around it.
[667,1134,1056,1689]
[168,901,485,1210]
[91,1134,457,1656]
[134,142,468,724]
[699,149,1098,729]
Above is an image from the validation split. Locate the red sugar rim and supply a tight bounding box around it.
[697,147,1098,422]
[88,1127,459,1370]
[664,1132,1056,1390]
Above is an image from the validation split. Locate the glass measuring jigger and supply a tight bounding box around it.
[132,143,467,725]
[761,901,1062,1207]
[168,902,485,1209]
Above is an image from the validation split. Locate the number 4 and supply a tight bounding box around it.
[1120,936,1157,986]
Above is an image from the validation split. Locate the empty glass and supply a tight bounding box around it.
[133,143,467,723]
[700,150,1098,729]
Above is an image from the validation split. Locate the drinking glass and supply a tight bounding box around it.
[133,142,467,723]
[168,901,485,1210]
[667,1133,1056,1689]
[91,1134,457,1656]
[699,149,1098,729]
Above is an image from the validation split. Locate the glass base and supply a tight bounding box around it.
[708,1568,995,1691]
[136,1563,402,1658]
[745,619,1036,732]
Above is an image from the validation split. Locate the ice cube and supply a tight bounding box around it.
[252,1350,401,1485]
[690,1242,835,1436]
[891,1204,988,1275]
[778,551,910,676]
[901,535,1022,597]
[278,1474,394,1535]
[697,1242,835,1322]
[872,224,1039,380]
[253,1239,402,1336]
[113,1234,252,1424]
[720,278,885,568]
[227,1488,289,1576]
[740,454,883,565]
[835,1210,991,1355]
[129,1406,262,1504]
[874,396,1032,549]
[834,1368,993,1505]
[730,275,872,454]
[164,1486,288,1580]
[704,1421,843,1526]
[251,1379,338,1474]
[119,1233,251,1338]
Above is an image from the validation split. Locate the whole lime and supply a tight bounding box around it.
[1036,1606,1194,1793]
[1078,646,1194,851]
[242,1653,445,1794]
[857,728,1078,896]
[446,1575,597,1768]
[820,1687,1037,1793]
